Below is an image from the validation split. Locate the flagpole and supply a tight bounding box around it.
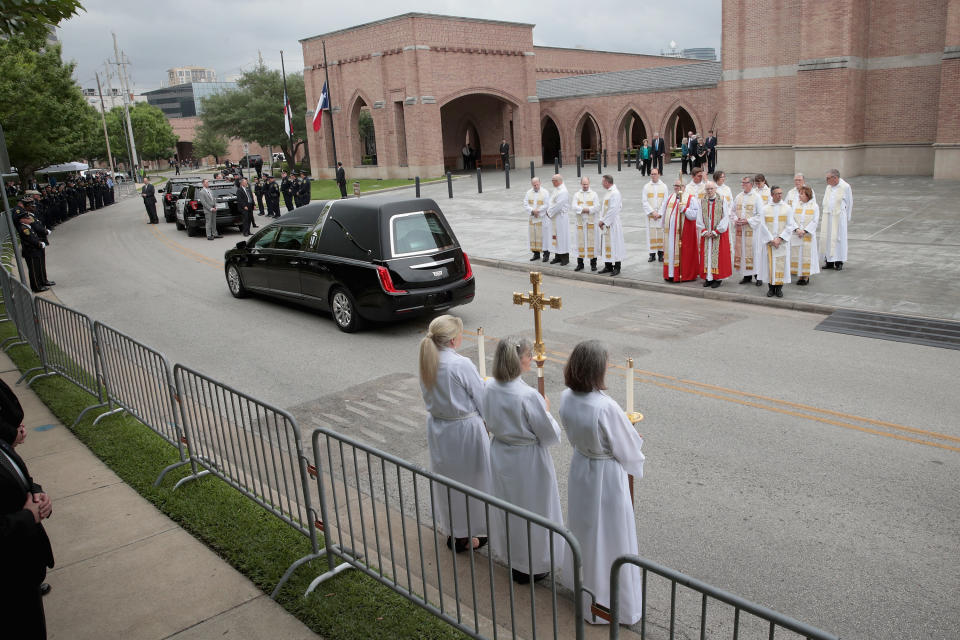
[322,40,339,169]
[280,50,294,165]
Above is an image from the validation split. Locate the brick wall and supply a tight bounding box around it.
[533,46,692,80]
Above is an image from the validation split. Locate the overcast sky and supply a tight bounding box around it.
[58,0,721,93]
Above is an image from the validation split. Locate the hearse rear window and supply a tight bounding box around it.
[390,211,454,257]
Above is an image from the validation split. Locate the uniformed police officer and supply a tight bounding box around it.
[296,170,311,208]
[280,171,294,212]
[254,177,265,216]
[15,200,49,292]
[265,175,281,218]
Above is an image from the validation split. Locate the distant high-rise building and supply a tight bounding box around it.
[682,48,717,61]
[144,81,237,118]
[81,86,145,113]
[167,66,217,86]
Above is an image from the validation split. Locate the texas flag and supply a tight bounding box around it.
[312,81,329,133]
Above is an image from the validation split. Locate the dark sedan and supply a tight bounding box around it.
[223,197,476,332]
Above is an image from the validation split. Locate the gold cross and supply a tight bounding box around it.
[513,272,561,395]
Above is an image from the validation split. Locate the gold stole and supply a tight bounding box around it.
[703,198,720,275]
[528,193,544,251]
[647,185,665,251]
[792,206,816,275]
[668,194,683,270]
[765,207,788,284]
[575,192,596,258]
[733,195,754,271]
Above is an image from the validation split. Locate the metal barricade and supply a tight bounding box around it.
[0,263,14,324]
[309,426,586,640]
[2,275,45,381]
[32,298,109,425]
[93,321,192,485]
[607,555,839,640]
[173,363,322,597]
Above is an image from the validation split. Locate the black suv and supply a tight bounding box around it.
[238,154,262,168]
[161,176,202,222]
[223,197,475,332]
[175,181,243,236]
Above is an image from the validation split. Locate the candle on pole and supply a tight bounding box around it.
[624,356,643,503]
[512,272,562,397]
[477,327,487,379]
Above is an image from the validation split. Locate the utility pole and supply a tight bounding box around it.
[103,62,131,173]
[112,33,139,180]
[95,72,116,178]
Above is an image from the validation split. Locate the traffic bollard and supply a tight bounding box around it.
[415,176,421,198]
[446,171,453,198]
[554,157,559,174]
[477,167,482,193]
[617,151,622,172]
[530,161,535,179]
[505,163,510,189]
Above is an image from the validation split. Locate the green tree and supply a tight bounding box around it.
[101,103,177,167]
[0,34,96,180]
[1,0,84,41]
[358,109,376,158]
[200,62,306,164]
[192,123,228,164]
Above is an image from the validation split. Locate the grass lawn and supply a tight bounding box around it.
[0,313,466,640]
[311,177,445,200]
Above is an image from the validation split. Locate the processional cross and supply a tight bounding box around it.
[512,271,561,396]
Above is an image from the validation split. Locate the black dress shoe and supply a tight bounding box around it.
[40,583,51,596]
[657,251,664,262]
[574,262,584,272]
[549,256,562,264]
[711,280,721,288]
[775,285,784,298]
[703,280,712,287]
[44,281,56,286]
[512,569,532,584]
[214,234,223,238]
[755,279,762,287]
[648,253,656,262]
[740,276,752,284]
[530,253,540,261]
[207,236,215,241]
[824,262,834,269]
[835,262,843,270]
[542,252,550,262]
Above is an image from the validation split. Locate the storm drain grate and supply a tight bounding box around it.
[815,309,960,350]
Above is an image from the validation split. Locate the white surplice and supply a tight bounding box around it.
[819,179,853,262]
[731,189,764,276]
[786,185,816,210]
[791,200,821,277]
[559,389,645,625]
[660,191,700,279]
[598,184,625,262]
[524,187,550,253]
[756,201,797,285]
[572,188,599,259]
[482,377,564,575]
[421,347,493,538]
[547,183,571,254]
[642,179,668,253]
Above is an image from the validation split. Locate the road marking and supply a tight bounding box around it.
[148,224,223,269]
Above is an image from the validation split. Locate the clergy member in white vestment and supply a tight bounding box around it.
[547,174,571,266]
[790,185,820,285]
[597,175,625,276]
[785,173,816,210]
[731,176,765,286]
[660,178,701,282]
[559,340,645,625]
[683,167,707,210]
[642,168,668,262]
[572,177,600,272]
[419,314,492,553]
[524,178,550,263]
[754,173,771,206]
[482,336,564,585]
[819,168,853,270]
[756,186,797,298]
[714,171,734,262]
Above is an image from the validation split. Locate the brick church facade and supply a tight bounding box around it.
[301,3,960,181]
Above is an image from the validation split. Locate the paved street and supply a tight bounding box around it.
[36,173,960,640]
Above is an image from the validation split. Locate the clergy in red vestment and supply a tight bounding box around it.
[698,181,732,288]
[660,178,700,282]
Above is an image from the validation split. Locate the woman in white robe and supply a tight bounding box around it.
[558,340,646,625]
[790,185,820,285]
[419,314,492,552]
[482,337,564,584]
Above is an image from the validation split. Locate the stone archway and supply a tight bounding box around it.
[541,116,561,165]
[440,92,518,171]
[665,105,696,148]
[349,95,377,166]
[576,113,602,164]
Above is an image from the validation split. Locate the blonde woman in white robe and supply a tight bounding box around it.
[482,336,564,584]
[790,185,820,285]
[419,314,492,553]
[559,340,645,625]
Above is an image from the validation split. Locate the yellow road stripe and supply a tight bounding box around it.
[149,224,223,269]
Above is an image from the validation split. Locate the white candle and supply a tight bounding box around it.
[477,327,486,379]
[626,357,634,414]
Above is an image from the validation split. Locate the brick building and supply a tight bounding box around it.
[301,5,960,181]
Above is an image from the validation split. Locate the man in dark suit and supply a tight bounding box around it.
[1,379,55,639]
[336,162,347,199]
[236,178,255,236]
[499,139,510,169]
[651,133,666,174]
[141,176,159,224]
[704,130,718,173]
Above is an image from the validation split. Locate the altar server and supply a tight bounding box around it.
[559,340,645,625]
[524,178,550,262]
[483,337,564,584]
[419,314,492,553]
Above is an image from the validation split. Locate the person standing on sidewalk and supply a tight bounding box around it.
[199,179,220,241]
[1,379,55,639]
[141,176,159,224]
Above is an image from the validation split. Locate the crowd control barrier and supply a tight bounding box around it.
[173,363,323,597]
[93,321,192,485]
[2,274,45,381]
[309,426,586,640]
[32,298,108,424]
[606,555,838,640]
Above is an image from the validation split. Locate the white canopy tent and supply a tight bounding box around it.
[35,161,89,174]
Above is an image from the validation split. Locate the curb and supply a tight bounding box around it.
[470,257,839,316]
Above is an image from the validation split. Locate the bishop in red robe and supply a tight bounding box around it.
[698,181,732,287]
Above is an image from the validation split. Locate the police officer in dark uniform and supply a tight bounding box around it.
[253,177,265,216]
[65,181,78,218]
[265,175,281,218]
[296,170,311,208]
[15,201,49,292]
[289,173,300,209]
[280,171,294,212]
[85,179,96,210]
[336,162,347,199]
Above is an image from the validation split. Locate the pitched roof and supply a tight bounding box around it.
[537,61,721,100]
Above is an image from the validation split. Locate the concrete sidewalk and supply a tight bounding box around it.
[1,353,321,640]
